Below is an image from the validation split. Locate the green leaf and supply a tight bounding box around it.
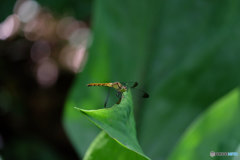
[83,131,148,160]
[168,88,240,160]
[63,88,100,157]
[75,91,150,160]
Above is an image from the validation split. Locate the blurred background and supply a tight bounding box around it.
[0,0,92,159]
[1,0,240,160]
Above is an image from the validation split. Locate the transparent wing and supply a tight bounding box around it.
[121,81,149,98]
[120,81,138,88]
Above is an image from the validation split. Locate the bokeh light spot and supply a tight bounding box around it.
[59,45,87,73]
[37,59,58,87]
[17,0,39,23]
[31,40,51,62]
[0,14,20,40]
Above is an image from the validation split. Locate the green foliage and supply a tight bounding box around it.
[63,0,240,159]
[0,0,15,21]
[168,89,240,160]
[75,91,149,160]
[84,131,147,160]
[36,0,92,20]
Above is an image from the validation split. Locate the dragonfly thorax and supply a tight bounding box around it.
[112,82,127,93]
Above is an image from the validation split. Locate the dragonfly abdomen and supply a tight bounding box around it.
[87,83,113,87]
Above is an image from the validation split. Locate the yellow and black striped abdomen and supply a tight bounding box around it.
[87,83,113,87]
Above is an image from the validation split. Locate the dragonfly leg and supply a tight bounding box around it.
[116,92,123,104]
[116,97,122,104]
[104,88,110,108]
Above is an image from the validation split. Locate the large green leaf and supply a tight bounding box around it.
[168,88,240,160]
[63,0,240,159]
[75,91,149,160]
[84,131,147,160]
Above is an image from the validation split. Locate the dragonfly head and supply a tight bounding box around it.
[120,86,127,92]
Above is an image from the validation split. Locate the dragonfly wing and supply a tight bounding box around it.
[104,88,121,107]
[142,91,149,98]
[121,81,149,98]
[131,88,150,99]
[121,82,138,88]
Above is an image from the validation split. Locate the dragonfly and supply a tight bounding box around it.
[87,82,149,107]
